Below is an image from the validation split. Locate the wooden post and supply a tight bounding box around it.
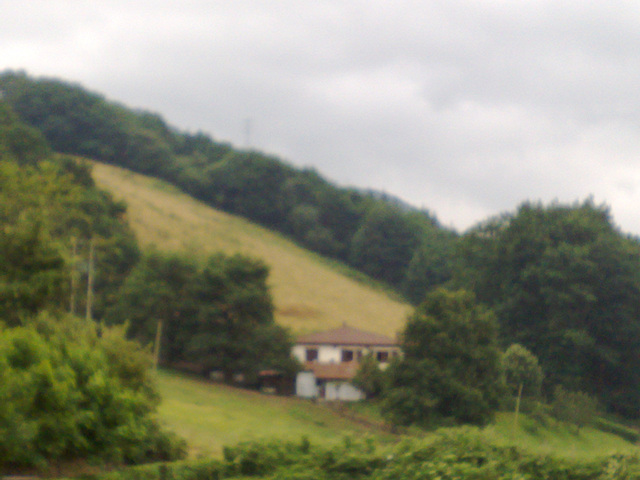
[513,382,523,435]
[154,320,163,370]
[86,237,94,321]
[70,236,78,315]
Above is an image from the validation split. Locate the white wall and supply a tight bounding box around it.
[295,371,318,398]
[325,381,365,401]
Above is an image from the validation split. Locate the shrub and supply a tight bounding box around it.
[552,386,598,432]
[0,314,185,470]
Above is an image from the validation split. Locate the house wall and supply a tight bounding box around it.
[293,344,400,366]
[295,371,318,398]
[325,381,365,401]
[292,345,307,363]
[293,344,343,363]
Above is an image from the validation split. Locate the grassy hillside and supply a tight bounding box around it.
[156,370,638,460]
[91,161,411,337]
[155,370,393,458]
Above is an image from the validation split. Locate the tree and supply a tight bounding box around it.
[552,386,598,432]
[502,343,543,431]
[349,205,424,287]
[454,200,640,417]
[106,251,296,384]
[352,353,385,399]
[382,288,504,426]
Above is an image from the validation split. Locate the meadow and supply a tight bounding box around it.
[156,369,638,461]
[91,161,411,337]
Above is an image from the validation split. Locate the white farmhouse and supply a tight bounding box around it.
[293,324,401,401]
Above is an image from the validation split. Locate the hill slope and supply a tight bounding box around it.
[156,370,639,460]
[156,370,393,458]
[91,161,411,337]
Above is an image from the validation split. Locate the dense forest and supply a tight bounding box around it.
[3,70,640,421]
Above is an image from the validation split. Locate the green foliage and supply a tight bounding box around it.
[106,251,297,383]
[0,107,139,324]
[85,430,640,480]
[352,353,385,399]
[502,344,543,398]
[455,199,640,417]
[0,314,185,469]
[383,289,504,426]
[552,386,599,432]
[349,205,424,287]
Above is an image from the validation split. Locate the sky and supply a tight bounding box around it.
[3,1,640,234]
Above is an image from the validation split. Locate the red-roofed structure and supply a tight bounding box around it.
[293,324,401,401]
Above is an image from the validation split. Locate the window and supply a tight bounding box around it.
[341,349,354,362]
[376,351,389,362]
[306,348,318,362]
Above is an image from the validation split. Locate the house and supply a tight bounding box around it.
[292,324,401,401]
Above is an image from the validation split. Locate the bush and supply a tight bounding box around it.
[83,431,640,480]
[551,386,598,432]
[0,314,185,470]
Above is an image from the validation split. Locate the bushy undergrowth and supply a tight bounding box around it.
[82,428,640,480]
[0,315,186,471]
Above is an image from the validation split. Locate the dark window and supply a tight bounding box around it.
[376,351,389,362]
[306,348,318,362]
[342,349,354,362]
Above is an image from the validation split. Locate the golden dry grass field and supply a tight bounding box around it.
[91,161,412,337]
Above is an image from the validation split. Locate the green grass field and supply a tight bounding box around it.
[156,369,639,460]
[155,369,394,458]
[486,412,639,460]
[91,161,411,337]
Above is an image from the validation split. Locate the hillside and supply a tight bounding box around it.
[91,161,411,337]
[156,369,639,460]
[156,370,393,458]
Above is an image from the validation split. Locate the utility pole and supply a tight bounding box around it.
[70,236,78,315]
[86,237,94,321]
[154,320,163,370]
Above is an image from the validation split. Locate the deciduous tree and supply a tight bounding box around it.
[382,288,504,426]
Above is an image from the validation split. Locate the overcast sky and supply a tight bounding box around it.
[3,1,640,234]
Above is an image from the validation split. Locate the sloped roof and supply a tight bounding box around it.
[296,324,398,347]
[303,361,360,380]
